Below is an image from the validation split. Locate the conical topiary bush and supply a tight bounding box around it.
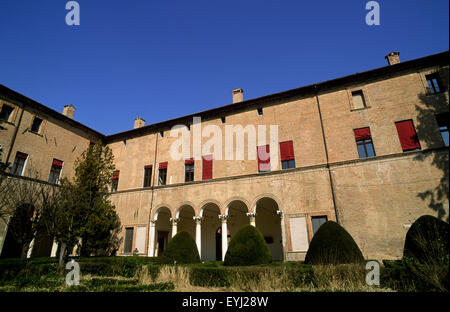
[223,225,272,266]
[403,215,449,264]
[304,221,364,265]
[161,231,200,264]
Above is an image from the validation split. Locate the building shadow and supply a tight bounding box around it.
[414,68,449,222]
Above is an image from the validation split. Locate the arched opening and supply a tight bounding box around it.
[154,207,172,257]
[200,203,221,261]
[0,204,35,259]
[255,197,283,261]
[177,205,195,241]
[226,200,249,239]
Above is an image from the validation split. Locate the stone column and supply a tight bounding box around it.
[147,220,157,257]
[170,217,179,238]
[277,210,287,261]
[50,240,58,257]
[193,216,203,258]
[218,214,229,261]
[27,237,35,259]
[246,212,256,227]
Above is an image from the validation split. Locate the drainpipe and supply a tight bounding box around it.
[147,132,159,256]
[314,85,339,223]
[5,103,25,166]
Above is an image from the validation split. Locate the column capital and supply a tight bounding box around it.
[169,217,180,224]
[193,216,203,223]
[218,214,229,222]
[150,219,157,225]
[246,212,257,218]
[276,210,284,218]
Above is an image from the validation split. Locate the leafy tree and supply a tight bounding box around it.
[41,141,121,270]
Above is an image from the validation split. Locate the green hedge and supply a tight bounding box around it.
[223,225,272,266]
[304,221,364,265]
[161,232,200,264]
[403,215,449,264]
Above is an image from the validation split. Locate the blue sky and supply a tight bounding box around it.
[0,0,448,135]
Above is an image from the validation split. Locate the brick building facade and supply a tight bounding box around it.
[1,51,448,261]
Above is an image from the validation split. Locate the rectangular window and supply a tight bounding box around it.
[351,90,367,109]
[31,117,43,133]
[280,141,295,169]
[436,113,449,147]
[111,170,120,192]
[124,227,134,254]
[158,162,168,185]
[185,158,194,182]
[143,165,152,187]
[354,127,376,158]
[257,145,270,173]
[11,152,27,176]
[48,159,63,184]
[202,155,213,180]
[426,73,443,94]
[395,120,421,152]
[257,107,263,116]
[0,104,14,122]
[312,216,328,235]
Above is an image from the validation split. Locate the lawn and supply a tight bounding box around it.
[0,256,445,292]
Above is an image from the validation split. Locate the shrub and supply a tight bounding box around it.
[161,232,200,264]
[223,225,272,266]
[304,221,364,265]
[403,215,449,265]
[189,266,230,287]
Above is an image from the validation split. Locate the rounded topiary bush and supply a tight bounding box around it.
[304,221,364,265]
[161,231,200,264]
[403,215,449,264]
[223,225,272,266]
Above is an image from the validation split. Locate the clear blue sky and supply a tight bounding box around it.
[0,0,448,135]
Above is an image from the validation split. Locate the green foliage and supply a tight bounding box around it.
[403,215,449,265]
[189,266,230,287]
[382,259,449,292]
[161,232,200,264]
[41,141,121,264]
[304,221,364,265]
[223,225,272,266]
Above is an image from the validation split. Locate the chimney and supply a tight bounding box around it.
[232,88,244,103]
[385,52,400,65]
[62,105,75,119]
[134,117,145,129]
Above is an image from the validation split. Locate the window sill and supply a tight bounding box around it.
[27,129,43,137]
[350,106,371,112]
[0,119,15,126]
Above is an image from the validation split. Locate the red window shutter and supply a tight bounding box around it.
[185,158,194,165]
[279,141,294,161]
[395,120,420,151]
[144,165,153,169]
[257,145,270,172]
[52,159,63,168]
[354,127,372,141]
[16,152,28,159]
[112,170,120,180]
[159,162,168,169]
[202,155,213,180]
